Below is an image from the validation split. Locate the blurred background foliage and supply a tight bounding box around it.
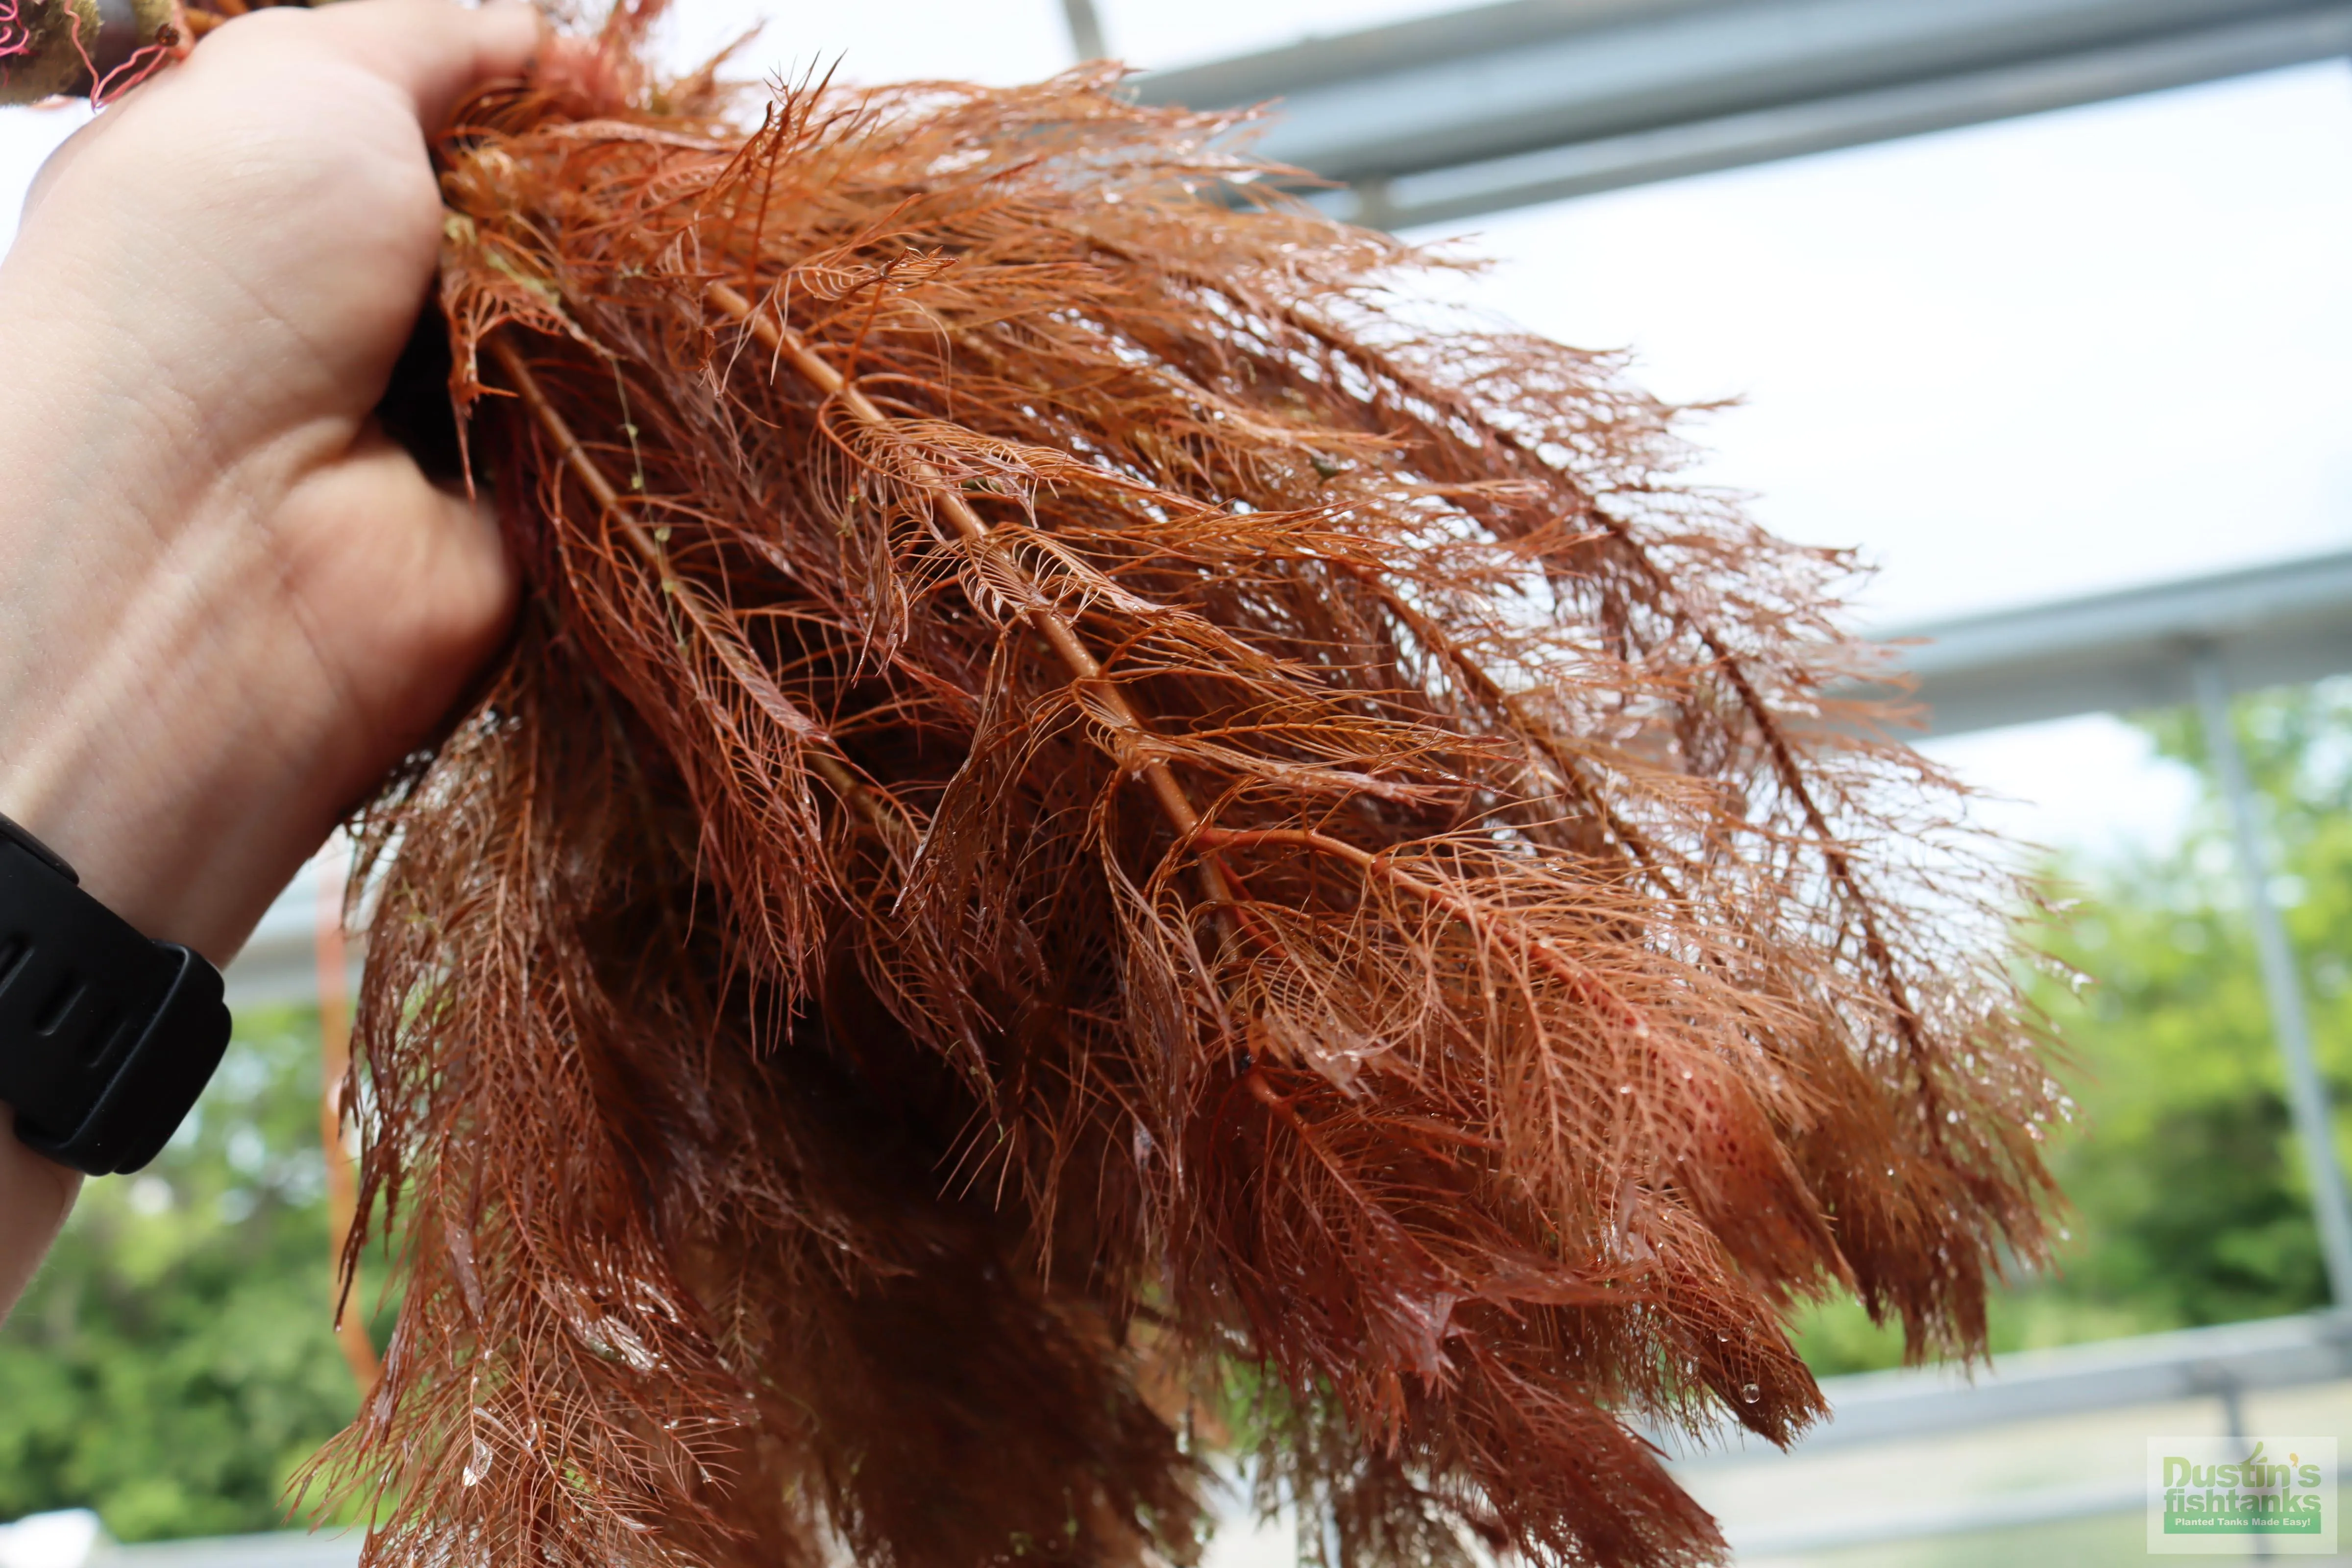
[0,1007,382,1542]
[5,684,2352,1538]
[1799,677,2352,1373]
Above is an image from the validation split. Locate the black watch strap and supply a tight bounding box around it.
[0,813,230,1176]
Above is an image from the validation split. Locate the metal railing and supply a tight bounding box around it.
[1129,0,2352,229]
[1677,1310,2352,1556]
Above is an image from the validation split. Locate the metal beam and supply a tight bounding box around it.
[1060,0,1107,62]
[1723,1477,2147,1558]
[1671,1309,2352,1553]
[1674,1308,2352,1458]
[1870,548,2352,740]
[1132,0,2352,229]
[2193,646,2352,1309]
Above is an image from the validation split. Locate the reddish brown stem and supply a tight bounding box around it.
[702,281,1233,895]
[486,332,913,858]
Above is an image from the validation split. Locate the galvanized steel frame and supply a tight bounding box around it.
[1132,0,2352,230]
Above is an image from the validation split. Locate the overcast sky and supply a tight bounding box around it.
[8,9,2345,858]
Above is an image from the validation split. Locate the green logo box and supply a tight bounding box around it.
[2148,1437,2337,1555]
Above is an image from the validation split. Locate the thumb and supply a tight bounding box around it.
[299,0,542,132]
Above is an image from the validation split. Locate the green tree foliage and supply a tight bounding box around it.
[0,1007,375,1541]
[1801,678,2352,1374]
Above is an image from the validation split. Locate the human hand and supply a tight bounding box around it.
[0,0,541,964]
[0,0,539,1303]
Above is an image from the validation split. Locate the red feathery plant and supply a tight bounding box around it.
[252,5,2059,1564]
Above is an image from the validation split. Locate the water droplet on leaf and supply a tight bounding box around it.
[463,1435,493,1488]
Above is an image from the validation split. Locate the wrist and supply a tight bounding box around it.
[0,1105,82,1322]
[0,611,353,969]
[0,372,359,965]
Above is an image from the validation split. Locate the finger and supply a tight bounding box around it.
[299,0,542,133]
